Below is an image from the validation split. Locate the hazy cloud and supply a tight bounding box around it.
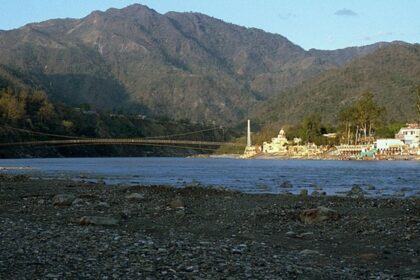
[362,31,393,41]
[334,9,358,17]
[278,13,296,20]
[377,31,393,37]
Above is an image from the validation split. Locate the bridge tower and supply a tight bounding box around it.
[247,119,251,147]
[242,119,261,158]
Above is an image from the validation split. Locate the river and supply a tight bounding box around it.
[0,157,419,197]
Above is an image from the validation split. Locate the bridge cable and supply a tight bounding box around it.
[0,125,88,139]
[143,127,224,139]
[1,125,224,141]
[40,142,220,152]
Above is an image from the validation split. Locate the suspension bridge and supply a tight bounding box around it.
[0,125,245,151]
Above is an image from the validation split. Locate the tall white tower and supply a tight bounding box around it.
[247,119,251,147]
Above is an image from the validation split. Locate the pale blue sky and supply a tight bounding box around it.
[0,0,418,50]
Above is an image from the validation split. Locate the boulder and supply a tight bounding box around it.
[97,202,110,209]
[79,216,119,226]
[52,194,76,206]
[299,189,308,196]
[299,249,321,256]
[366,184,376,190]
[347,184,365,197]
[279,180,293,188]
[299,206,340,224]
[125,193,145,201]
[358,253,377,261]
[311,191,320,196]
[71,198,84,207]
[168,197,185,209]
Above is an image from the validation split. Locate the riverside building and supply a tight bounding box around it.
[395,123,420,149]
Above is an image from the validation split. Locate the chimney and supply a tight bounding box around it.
[247,119,251,147]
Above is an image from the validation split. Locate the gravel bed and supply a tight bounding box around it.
[0,176,419,279]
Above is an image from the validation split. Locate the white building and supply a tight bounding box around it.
[375,139,405,150]
[263,129,289,153]
[395,124,420,148]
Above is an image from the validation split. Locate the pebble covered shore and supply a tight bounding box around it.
[0,174,419,279]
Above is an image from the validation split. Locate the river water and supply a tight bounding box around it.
[0,157,419,197]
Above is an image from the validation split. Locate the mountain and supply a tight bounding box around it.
[252,44,420,124]
[308,42,394,67]
[0,4,390,124]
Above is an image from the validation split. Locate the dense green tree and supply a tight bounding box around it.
[417,85,420,123]
[337,92,384,144]
[0,90,26,124]
[37,102,56,123]
[355,92,384,139]
[281,113,330,145]
[338,106,357,144]
[302,113,323,143]
[375,122,405,138]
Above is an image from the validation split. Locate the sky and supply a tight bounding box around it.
[0,0,418,50]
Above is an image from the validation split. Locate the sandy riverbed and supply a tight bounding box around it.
[0,174,419,279]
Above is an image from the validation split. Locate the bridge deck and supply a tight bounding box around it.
[0,138,243,147]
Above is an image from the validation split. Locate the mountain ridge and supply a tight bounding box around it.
[252,43,420,125]
[0,4,411,124]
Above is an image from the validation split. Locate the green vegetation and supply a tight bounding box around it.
[0,86,237,158]
[375,122,406,139]
[253,44,420,125]
[1,5,419,157]
[417,85,420,122]
[222,88,411,150]
[338,92,384,144]
[0,5,396,125]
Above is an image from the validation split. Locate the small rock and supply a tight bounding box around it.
[125,193,145,201]
[52,194,76,206]
[359,253,377,261]
[299,206,340,224]
[394,191,405,197]
[296,232,314,238]
[366,184,376,190]
[185,180,201,188]
[168,197,185,209]
[72,198,84,207]
[97,202,110,208]
[232,244,247,254]
[45,273,60,279]
[97,179,106,185]
[310,184,323,190]
[279,180,293,188]
[347,184,364,197]
[311,191,320,196]
[299,189,308,196]
[299,249,320,256]
[79,216,119,226]
[285,231,296,237]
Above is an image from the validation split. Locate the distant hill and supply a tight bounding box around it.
[0,4,392,124]
[252,44,420,124]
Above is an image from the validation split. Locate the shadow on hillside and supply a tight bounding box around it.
[41,73,150,114]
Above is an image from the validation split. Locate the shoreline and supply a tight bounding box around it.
[0,152,419,161]
[1,176,419,279]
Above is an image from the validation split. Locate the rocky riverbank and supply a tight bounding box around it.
[0,175,419,279]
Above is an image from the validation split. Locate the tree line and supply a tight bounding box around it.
[251,89,419,147]
[0,87,235,157]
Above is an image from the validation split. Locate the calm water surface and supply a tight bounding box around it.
[0,157,419,197]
